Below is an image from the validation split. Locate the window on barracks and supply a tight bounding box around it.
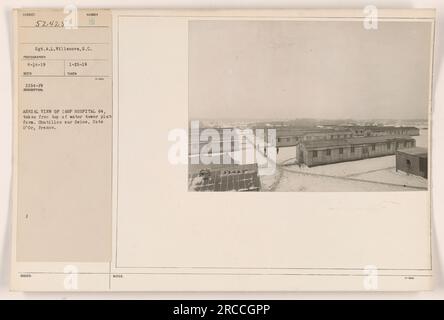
[351,146,355,153]
[326,149,331,156]
[339,148,343,154]
[371,144,376,151]
[312,150,318,158]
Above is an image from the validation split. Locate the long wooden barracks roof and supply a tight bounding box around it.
[300,135,415,150]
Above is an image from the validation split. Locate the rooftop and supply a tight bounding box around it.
[188,163,261,192]
[397,147,428,157]
[346,135,415,144]
[340,125,419,131]
[275,128,353,137]
[300,139,349,149]
[301,135,415,149]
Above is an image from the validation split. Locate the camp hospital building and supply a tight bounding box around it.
[296,135,416,167]
[275,126,423,169]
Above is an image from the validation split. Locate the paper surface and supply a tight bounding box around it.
[11,8,435,291]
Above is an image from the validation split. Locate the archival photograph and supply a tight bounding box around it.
[188,20,432,192]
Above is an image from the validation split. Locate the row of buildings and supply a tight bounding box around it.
[272,125,427,179]
[188,125,421,154]
[284,126,427,179]
[275,125,420,148]
[188,124,427,182]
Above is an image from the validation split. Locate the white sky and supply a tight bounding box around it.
[189,20,432,120]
